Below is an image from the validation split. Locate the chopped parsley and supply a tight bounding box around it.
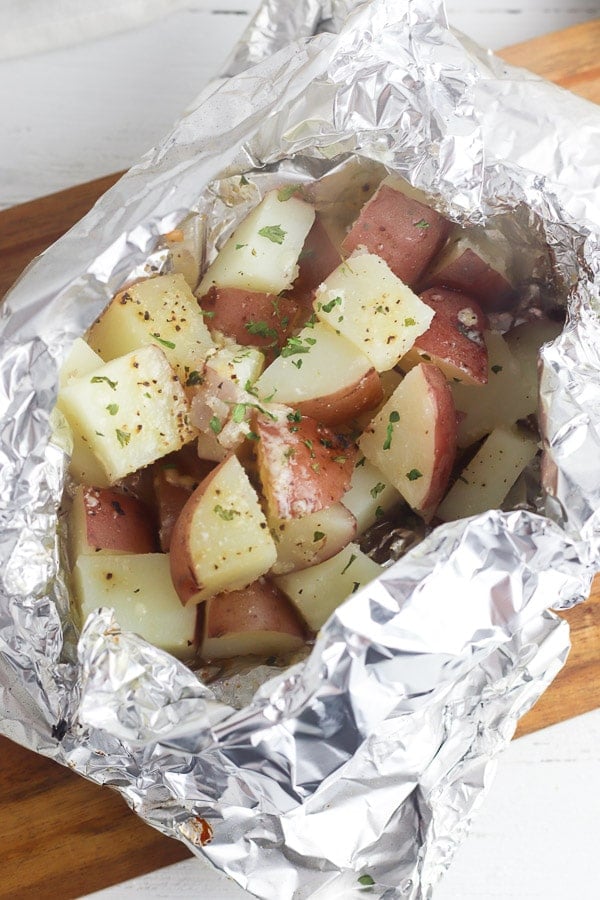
[383,410,400,451]
[185,370,203,386]
[245,320,279,340]
[235,242,247,250]
[91,375,117,390]
[213,504,240,521]
[292,359,303,369]
[375,505,384,518]
[414,219,430,230]
[151,333,176,350]
[232,403,247,424]
[277,184,301,202]
[370,482,385,499]
[105,403,119,416]
[355,455,367,468]
[313,531,325,542]
[239,174,249,186]
[281,334,316,357]
[319,296,342,314]
[209,416,222,434]
[258,224,286,244]
[358,874,375,886]
[406,468,423,481]
[341,553,357,575]
[116,429,131,447]
[404,316,416,327]
[491,364,503,374]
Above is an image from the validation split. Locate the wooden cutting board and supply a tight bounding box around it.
[1,19,600,900]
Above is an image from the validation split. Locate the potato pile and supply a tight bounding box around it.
[57,175,561,663]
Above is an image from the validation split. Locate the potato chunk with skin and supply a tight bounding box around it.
[313,251,434,372]
[197,190,316,295]
[341,181,452,287]
[255,411,357,520]
[68,485,157,562]
[268,502,357,575]
[359,363,456,522]
[87,273,215,383]
[58,345,195,484]
[169,454,277,606]
[72,553,198,660]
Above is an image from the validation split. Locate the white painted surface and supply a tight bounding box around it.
[1,1,598,898]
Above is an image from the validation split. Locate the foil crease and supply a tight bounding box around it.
[1,0,599,897]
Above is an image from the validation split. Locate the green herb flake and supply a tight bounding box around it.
[358,874,375,886]
[414,219,430,230]
[320,296,342,314]
[209,416,222,435]
[292,359,303,369]
[116,429,131,448]
[235,242,247,250]
[186,370,203,386]
[283,447,296,459]
[277,184,301,202]
[151,333,176,350]
[245,320,278,340]
[239,174,249,186]
[370,482,385,499]
[313,531,325,542]
[491,364,503,374]
[341,553,357,575]
[90,375,117,390]
[406,468,423,481]
[201,309,216,318]
[232,403,247,424]
[421,352,431,361]
[106,403,119,416]
[356,455,367,468]
[214,504,240,521]
[375,505,384,518]
[258,224,286,245]
[333,455,347,464]
[383,411,399,451]
[287,410,301,423]
[404,316,416,327]
[389,411,400,423]
[351,581,361,593]
[281,336,311,358]
[247,430,260,442]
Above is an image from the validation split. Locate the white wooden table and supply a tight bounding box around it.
[1,2,599,898]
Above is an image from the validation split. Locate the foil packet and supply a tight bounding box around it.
[1,0,600,897]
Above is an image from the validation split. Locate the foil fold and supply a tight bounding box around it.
[1,1,600,897]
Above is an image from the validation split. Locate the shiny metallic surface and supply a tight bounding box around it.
[0,1,599,897]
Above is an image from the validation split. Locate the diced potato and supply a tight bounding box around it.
[59,346,195,484]
[72,553,198,660]
[162,215,204,290]
[313,251,434,371]
[268,502,357,575]
[254,321,382,426]
[342,457,402,534]
[206,341,265,388]
[57,339,110,485]
[169,454,278,605]
[87,273,215,383]
[68,484,157,562]
[197,190,316,295]
[274,543,383,632]
[436,425,539,521]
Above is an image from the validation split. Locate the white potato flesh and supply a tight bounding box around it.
[437,425,539,521]
[56,339,111,485]
[342,457,402,534]
[59,346,195,484]
[87,273,215,383]
[313,251,434,371]
[171,455,277,604]
[207,341,265,388]
[58,338,103,387]
[72,553,197,660]
[274,542,383,632]
[197,190,316,295]
[450,331,520,448]
[269,502,357,575]
[254,321,373,405]
[163,215,204,290]
[202,629,303,661]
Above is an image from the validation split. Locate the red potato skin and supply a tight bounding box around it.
[75,486,158,554]
[295,367,383,426]
[198,286,298,361]
[341,184,452,287]
[412,287,488,385]
[153,468,195,552]
[420,247,517,312]
[418,364,458,521]
[289,214,342,313]
[255,413,357,520]
[203,578,306,641]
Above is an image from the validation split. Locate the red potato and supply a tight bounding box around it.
[296,369,383,426]
[399,287,488,386]
[255,412,357,520]
[198,286,298,360]
[341,183,452,287]
[420,237,516,312]
[289,214,342,309]
[153,467,195,553]
[359,363,457,521]
[268,502,357,575]
[201,578,306,660]
[68,484,157,562]
[169,454,277,606]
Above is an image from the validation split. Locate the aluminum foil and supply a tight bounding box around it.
[1,0,600,897]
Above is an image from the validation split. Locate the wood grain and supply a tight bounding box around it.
[1,19,599,898]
